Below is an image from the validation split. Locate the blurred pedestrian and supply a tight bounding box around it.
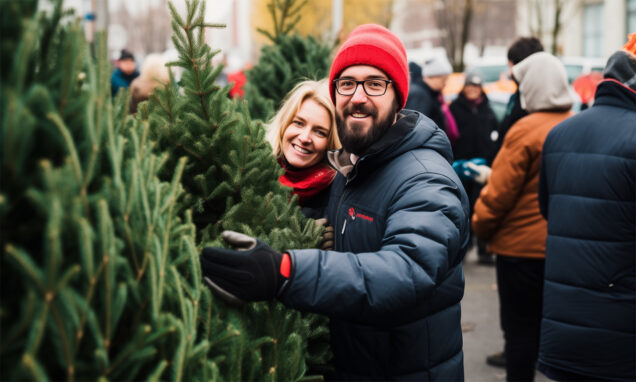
[537,34,636,382]
[483,36,544,369]
[495,37,544,152]
[450,72,498,265]
[471,52,574,382]
[405,57,459,143]
[266,79,341,219]
[227,69,247,98]
[200,24,470,380]
[129,54,170,114]
[110,49,139,96]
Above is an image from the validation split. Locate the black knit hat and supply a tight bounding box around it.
[119,49,135,61]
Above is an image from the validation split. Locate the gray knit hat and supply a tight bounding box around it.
[423,57,452,77]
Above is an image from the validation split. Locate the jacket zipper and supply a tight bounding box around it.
[336,187,350,245]
[335,158,360,246]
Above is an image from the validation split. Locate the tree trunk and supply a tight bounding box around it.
[551,0,563,55]
[458,0,473,72]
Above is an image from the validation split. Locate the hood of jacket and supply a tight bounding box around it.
[328,109,453,182]
[512,52,573,113]
[603,50,636,91]
[409,61,425,87]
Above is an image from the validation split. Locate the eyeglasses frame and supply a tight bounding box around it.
[333,78,393,97]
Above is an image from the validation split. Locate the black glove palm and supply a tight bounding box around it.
[200,231,284,305]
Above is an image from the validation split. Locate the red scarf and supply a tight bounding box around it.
[278,158,336,205]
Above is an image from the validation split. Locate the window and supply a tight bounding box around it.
[628,0,636,35]
[583,3,603,57]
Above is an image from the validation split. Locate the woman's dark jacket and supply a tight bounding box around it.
[450,93,498,165]
[405,62,447,134]
[280,110,470,380]
[450,92,499,211]
[300,185,330,219]
[537,80,636,381]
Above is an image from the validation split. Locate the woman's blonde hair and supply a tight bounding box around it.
[266,79,341,157]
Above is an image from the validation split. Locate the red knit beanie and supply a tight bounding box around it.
[329,24,409,109]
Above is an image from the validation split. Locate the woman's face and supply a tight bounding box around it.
[463,84,482,101]
[282,99,331,168]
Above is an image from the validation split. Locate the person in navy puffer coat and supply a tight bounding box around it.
[200,24,470,381]
[537,34,636,382]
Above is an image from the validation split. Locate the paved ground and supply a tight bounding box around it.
[461,246,551,382]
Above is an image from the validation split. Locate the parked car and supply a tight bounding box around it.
[560,56,606,84]
[464,57,510,83]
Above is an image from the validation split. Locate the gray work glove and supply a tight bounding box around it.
[200,231,285,306]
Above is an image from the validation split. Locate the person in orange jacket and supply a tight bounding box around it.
[470,52,574,382]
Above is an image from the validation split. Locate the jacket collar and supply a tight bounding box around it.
[594,79,636,111]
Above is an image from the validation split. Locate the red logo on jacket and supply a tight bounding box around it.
[347,207,374,222]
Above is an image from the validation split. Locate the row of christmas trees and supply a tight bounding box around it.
[1,0,337,380]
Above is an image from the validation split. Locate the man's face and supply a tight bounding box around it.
[119,58,136,75]
[424,74,449,92]
[334,65,399,155]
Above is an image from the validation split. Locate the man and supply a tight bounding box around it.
[494,37,544,153]
[200,24,470,380]
[471,52,573,382]
[405,57,458,143]
[536,34,636,382]
[110,49,139,96]
[484,36,544,369]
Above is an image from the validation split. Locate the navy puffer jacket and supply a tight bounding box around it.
[280,110,470,380]
[538,80,636,381]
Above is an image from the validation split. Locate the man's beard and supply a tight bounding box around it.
[336,104,396,155]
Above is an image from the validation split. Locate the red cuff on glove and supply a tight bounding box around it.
[280,253,291,278]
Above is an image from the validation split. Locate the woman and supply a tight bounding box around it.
[450,72,499,264]
[266,79,341,219]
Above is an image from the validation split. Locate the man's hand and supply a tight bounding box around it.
[200,231,286,306]
[315,218,334,250]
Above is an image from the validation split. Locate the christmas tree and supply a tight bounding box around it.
[1,0,330,380]
[243,0,333,122]
[144,0,332,378]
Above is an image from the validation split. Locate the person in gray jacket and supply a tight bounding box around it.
[200,24,470,381]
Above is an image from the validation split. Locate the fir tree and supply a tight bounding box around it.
[243,0,333,122]
[143,0,333,379]
[1,0,329,380]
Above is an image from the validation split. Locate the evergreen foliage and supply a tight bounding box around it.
[256,0,308,42]
[1,0,330,380]
[243,0,332,122]
[141,0,333,379]
[146,0,322,249]
[0,1,212,379]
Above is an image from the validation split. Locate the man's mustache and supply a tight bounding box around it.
[343,104,377,118]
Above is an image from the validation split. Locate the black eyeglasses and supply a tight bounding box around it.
[333,78,392,96]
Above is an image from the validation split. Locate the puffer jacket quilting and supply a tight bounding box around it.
[280,110,470,380]
[537,80,636,381]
